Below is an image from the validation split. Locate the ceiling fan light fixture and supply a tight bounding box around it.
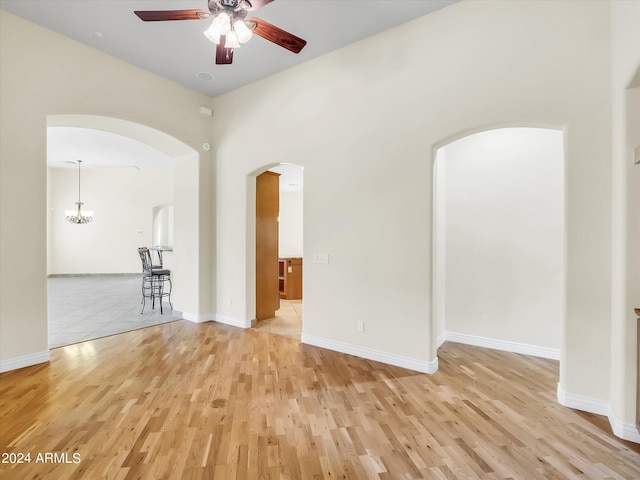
[234,20,253,43]
[204,23,221,44]
[212,12,231,35]
[225,30,241,49]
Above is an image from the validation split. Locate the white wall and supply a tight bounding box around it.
[440,128,563,352]
[48,168,173,274]
[278,190,303,258]
[212,0,613,387]
[153,204,174,248]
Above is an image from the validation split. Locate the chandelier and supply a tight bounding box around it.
[202,8,253,49]
[65,160,93,224]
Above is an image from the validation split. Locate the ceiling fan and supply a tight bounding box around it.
[134,0,307,65]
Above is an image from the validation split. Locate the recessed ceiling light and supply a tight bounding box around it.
[94,31,103,38]
[197,72,214,81]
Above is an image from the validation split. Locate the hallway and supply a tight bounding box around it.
[253,299,302,340]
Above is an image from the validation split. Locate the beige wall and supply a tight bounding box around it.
[0,10,215,366]
[610,0,640,438]
[210,0,639,438]
[212,0,611,381]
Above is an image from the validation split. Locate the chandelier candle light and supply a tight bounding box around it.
[65,160,93,224]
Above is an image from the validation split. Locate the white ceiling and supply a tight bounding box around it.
[48,127,304,192]
[2,0,458,174]
[48,127,173,171]
[0,0,458,98]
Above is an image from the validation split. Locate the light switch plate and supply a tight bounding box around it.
[314,254,329,264]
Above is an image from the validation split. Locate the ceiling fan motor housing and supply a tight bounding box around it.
[209,0,250,18]
[211,0,249,11]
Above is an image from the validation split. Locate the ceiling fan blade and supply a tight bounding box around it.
[243,0,275,11]
[216,39,234,64]
[134,10,208,21]
[248,18,306,54]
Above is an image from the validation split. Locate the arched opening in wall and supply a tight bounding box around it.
[433,127,564,360]
[253,163,304,339]
[46,115,195,349]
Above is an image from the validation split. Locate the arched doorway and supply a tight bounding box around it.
[433,127,565,359]
[46,115,199,348]
[253,163,304,339]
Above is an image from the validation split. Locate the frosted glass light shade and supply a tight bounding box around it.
[225,31,241,49]
[234,20,253,43]
[204,23,221,44]
[212,12,231,34]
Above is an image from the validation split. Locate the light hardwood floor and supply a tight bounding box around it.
[1,320,638,479]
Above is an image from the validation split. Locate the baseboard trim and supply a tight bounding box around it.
[301,333,438,374]
[444,331,560,360]
[556,383,609,415]
[557,383,640,444]
[0,350,50,373]
[181,312,215,324]
[608,408,640,443]
[181,312,253,328]
[214,314,253,329]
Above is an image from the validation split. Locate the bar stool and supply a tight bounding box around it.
[137,247,172,314]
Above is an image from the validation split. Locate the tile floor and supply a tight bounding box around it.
[253,299,302,340]
[47,274,180,349]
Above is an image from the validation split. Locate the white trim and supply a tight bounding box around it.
[556,383,609,416]
[0,350,50,373]
[608,406,640,443]
[443,331,560,360]
[181,311,215,324]
[214,314,253,329]
[301,333,438,374]
[557,384,640,444]
[436,332,447,348]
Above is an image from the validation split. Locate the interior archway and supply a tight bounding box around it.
[433,127,565,360]
[251,163,304,339]
[46,115,199,347]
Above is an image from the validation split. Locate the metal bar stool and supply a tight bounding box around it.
[137,247,172,314]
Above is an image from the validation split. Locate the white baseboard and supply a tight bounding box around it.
[301,333,438,374]
[179,311,253,328]
[0,350,50,373]
[557,383,640,444]
[443,331,560,360]
[436,332,447,348]
[181,311,215,324]
[556,383,609,415]
[608,408,640,443]
[214,314,253,329]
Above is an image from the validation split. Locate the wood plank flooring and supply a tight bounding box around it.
[1,320,639,479]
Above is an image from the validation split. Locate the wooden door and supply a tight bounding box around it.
[255,171,280,320]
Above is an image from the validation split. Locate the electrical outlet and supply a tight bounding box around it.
[357,321,364,332]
